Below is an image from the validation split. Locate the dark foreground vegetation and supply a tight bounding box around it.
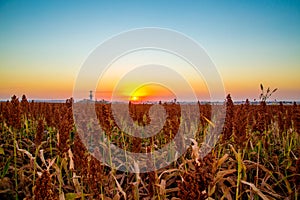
[0,94,299,199]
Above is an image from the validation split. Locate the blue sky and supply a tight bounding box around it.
[0,0,299,100]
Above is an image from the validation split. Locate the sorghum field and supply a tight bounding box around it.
[0,94,299,200]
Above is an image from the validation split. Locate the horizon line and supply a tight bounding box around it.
[1,98,300,104]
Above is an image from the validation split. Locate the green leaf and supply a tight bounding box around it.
[65,193,77,200]
[0,147,4,155]
[1,157,12,178]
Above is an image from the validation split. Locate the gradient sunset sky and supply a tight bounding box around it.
[0,0,299,101]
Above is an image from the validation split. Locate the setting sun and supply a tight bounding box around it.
[127,83,177,102]
[131,96,139,101]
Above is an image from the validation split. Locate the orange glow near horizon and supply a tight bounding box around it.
[92,49,213,102]
[1,47,300,101]
[96,83,178,102]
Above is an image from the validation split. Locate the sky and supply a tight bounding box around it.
[0,0,300,101]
